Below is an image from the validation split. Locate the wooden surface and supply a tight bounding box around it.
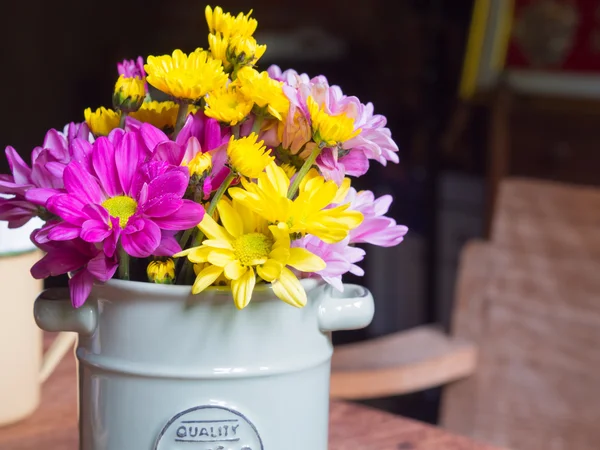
[0,333,501,450]
[442,179,600,449]
[330,325,477,400]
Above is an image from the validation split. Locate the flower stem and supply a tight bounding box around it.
[192,170,236,246]
[232,124,240,139]
[251,115,264,135]
[173,103,189,138]
[287,146,321,199]
[119,111,128,129]
[118,246,130,281]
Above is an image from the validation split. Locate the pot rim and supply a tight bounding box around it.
[95,277,324,302]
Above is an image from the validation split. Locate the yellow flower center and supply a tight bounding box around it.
[233,233,273,266]
[102,195,138,228]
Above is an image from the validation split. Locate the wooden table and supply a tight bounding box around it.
[0,334,500,449]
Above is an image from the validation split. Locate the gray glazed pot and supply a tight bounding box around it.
[34,278,374,450]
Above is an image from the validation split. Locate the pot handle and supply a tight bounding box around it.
[34,287,97,336]
[318,284,375,332]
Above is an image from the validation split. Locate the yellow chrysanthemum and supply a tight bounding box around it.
[129,101,179,131]
[187,152,213,178]
[147,259,175,284]
[205,5,258,39]
[176,198,325,309]
[145,49,228,102]
[227,133,274,178]
[229,162,363,244]
[84,107,121,137]
[204,85,253,125]
[306,96,360,147]
[236,67,290,120]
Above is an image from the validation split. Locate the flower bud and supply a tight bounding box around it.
[113,75,146,113]
[188,152,213,178]
[147,259,175,284]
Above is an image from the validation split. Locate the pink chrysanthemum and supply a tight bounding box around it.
[44,130,205,258]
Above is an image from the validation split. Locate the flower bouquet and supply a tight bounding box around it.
[1,6,406,309]
[2,5,407,449]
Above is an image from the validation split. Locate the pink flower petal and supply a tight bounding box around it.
[142,194,183,218]
[5,146,32,185]
[92,137,121,196]
[341,149,369,177]
[48,223,81,241]
[86,253,118,282]
[42,130,67,155]
[103,217,121,257]
[70,138,93,172]
[147,170,188,200]
[154,141,185,166]
[69,269,95,308]
[151,201,204,230]
[140,123,169,151]
[154,231,182,257]
[47,194,88,226]
[115,132,148,195]
[81,219,112,242]
[121,217,161,257]
[63,162,103,204]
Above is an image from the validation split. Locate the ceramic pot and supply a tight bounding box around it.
[34,278,374,450]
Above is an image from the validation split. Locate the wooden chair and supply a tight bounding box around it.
[331,178,600,450]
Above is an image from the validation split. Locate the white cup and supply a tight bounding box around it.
[0,220,76,426]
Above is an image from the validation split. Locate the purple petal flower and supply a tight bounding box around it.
[343,188,408,247]
[295,236,365,291]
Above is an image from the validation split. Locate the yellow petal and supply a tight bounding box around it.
[207,248,236,267]
[257,259,283,282]
[287,248,326,272]
[272,267,307,308]
[265,162,289,197]
[187,247,211,263]
[299,168,321,194]
[269,223,290,250]
[269,246,290,264]
[332,177,351,204]
[199,213,233,242]
[202,239,234,250]
[217,199,244,238]
[231,266,256,309]
[224,259,247,280]
[192,265,224,294]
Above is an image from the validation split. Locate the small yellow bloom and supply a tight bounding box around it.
[205,5,258,39]
[176,198,325,309]
[209,33,267,71]
[306,96,360,147]
[280,163,297,180]
[204,85,253,125]
[84,107,121,137]
[113,75,145,113]
[145,49,228,102]
[230,162,363,244]
[227,133,274,178]
[129,101,179,131]
[187,152,213,178]
[208,33,231,71]
[147,259,175,284]
[236,67,290,120]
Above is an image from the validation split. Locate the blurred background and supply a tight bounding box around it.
[2,0,600,440]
